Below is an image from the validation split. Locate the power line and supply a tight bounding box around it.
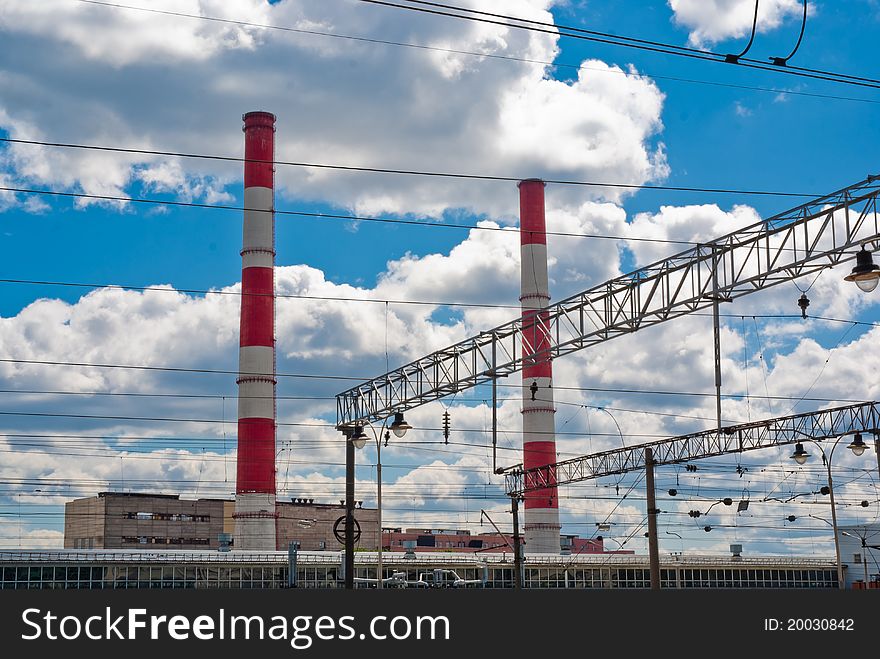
[0,277,524,310]
[9,276,880,322]
[0,355,871,404]
[358,0,880,90]
[70,0,880,106]
[0,409,676,438]
[0,139,819,197]
[0,389,755,427]
[0,357,363,382]
[0,185,765,247]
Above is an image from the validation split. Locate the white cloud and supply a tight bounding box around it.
[669,0,807,46]
[4,196,879,549]
[734,101,753,117]
[0,0,667,216]
[0,0,269,65]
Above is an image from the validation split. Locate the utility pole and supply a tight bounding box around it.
[712,253,722,436]
[644,447,661,590]
[875,433,880,479]
[288,541,300,588]
[825,458,845,590]
[491,335,499,474]
[344,429,355,590]
[511,495,523,590]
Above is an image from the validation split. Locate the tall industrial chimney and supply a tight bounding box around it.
[519,179,560,553]
[234,111,277,550]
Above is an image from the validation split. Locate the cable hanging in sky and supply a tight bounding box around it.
[771,0,808,66]
[73,0,875,105]
[0,138,820,197]
[724,0,760,64]
[356,0,880,90]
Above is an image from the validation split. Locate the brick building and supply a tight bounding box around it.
[64,493,378,551]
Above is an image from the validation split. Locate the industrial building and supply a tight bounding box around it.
[64,492,379,552]
[0,549,851,589]
[64,493,606,555]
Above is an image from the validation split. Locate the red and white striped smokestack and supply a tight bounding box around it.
[519,179,560,554]
[234,111,277,550]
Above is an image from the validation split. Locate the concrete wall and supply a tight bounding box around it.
[64,494,379,552]
[65,494,225,550]
[275,502,379,551]
[63,496,106,549]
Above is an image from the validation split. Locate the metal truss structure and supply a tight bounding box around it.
[504,401,880,496]
[336,175,880,428]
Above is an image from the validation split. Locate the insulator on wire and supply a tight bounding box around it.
[798,293,810,319]
[442,410,450,444]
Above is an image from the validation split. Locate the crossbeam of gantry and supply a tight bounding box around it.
[505,401,880,495]
[337,175,880,428]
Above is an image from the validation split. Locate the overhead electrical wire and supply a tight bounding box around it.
[356,0,880,90]
[0,409,678,439]
[0,139,819,197]
[4,276,880,334]
[3,185,819,249]
[0,355,871,404]
[71,0,879,105]
[3,276,880,333]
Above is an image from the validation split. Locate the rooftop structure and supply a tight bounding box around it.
[0,549,845,589]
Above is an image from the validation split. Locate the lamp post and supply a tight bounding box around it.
[350,411,411,590]
[790,432,868,589]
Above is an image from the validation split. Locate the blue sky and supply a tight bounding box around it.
[1,0,879,556]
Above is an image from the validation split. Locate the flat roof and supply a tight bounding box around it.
[0,549,838,568]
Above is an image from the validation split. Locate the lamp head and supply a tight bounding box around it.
[847,432,867,456]
[791,442,809,465]
[390,411,411,438]
[844,247,880,292]
[351,425,368,449]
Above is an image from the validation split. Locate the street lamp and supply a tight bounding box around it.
[844,246,880,292]
[791,442,809,465]
[790,433,868,589]
[847,432,867,456]
[389,412,412,438]
[351,413,409,589]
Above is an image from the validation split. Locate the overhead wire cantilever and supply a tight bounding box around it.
[771,0,808,66]
[725,0,761,63]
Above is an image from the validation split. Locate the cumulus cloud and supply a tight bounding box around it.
[669,0,807,46]
[5,194,880,548]
[0,0,666,216]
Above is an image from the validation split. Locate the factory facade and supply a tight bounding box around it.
[0,549,848,590]
[64,492,379,552]
[63,493,606,555]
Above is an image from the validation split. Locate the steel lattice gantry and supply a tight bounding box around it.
[336,175,880,428]
[504,401,880,496]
